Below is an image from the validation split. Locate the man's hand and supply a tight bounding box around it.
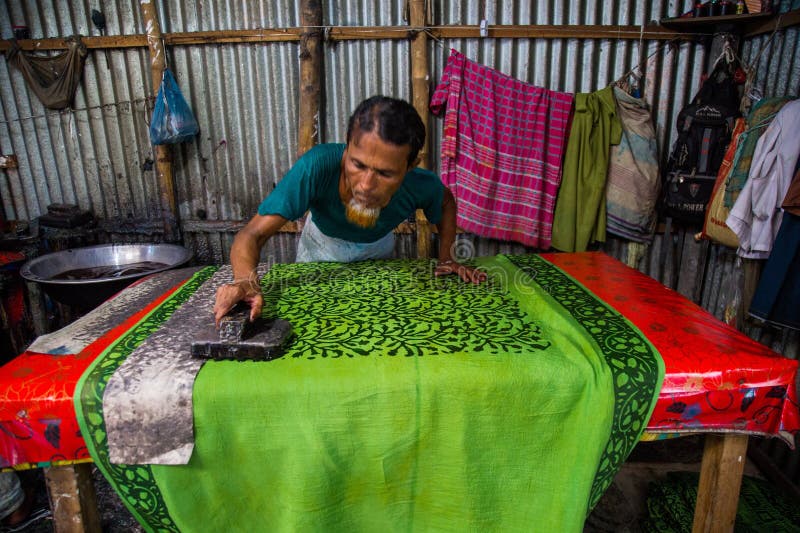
[434,260,487,284]
[215,214,287,327]
[213,281,264,327]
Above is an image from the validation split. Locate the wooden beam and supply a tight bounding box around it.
[298,0,323,158]
[410,0,432,259]
[167,29,300,45]
[745,8,800,37]
[0,30,299,52]
[141,0,180,243]
[44,464,101,533]
[0,23,689,53]
[692,434,748,533]
[432,23,684,40]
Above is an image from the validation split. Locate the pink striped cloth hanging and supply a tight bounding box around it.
[430,49,574,249]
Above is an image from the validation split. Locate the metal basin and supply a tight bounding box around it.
[20,243,193,309]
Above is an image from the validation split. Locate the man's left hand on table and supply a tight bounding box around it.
[434,259,487,284]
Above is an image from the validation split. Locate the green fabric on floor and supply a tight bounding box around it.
[76,255,663,532]
[643,470,800,533]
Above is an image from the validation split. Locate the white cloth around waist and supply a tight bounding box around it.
[296,214,395,263]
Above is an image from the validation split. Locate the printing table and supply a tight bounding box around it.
[1,253,797,532]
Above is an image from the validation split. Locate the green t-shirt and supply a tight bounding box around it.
[258,144,445,243]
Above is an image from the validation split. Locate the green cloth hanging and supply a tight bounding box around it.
[552,86,622,252]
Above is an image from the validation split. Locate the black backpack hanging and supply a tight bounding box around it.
[662,56,741,226]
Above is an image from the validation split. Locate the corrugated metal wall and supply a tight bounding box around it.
[742,23,800,97]
[0,1,304,264]
[429,0,708,166]
[3,3,790,300]
[0,0,745,273]
[2,0,712,264]
[1,0,797,359]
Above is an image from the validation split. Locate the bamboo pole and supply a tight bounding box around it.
[410,0,432,259]
[141,0,180,243]
[298,0,323,158]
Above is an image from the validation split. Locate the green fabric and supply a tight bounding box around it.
[724,97,794,208]
[643,471,800,532]
[552,87,622,252]
[73,266,218,530]
[258,143,445,242]
[75,255,663,532]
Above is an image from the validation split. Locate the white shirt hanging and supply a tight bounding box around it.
[727,99,800,259]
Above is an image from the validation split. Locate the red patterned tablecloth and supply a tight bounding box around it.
[1,252,798,469]
[0,273,193,469]
[544,252,799,443]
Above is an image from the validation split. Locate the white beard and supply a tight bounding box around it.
[344,197,381,228]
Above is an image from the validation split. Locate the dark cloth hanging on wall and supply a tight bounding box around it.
[5,36,87,109]
[748,156,800,330]
[748,212,800,331]
[782,165,800,216]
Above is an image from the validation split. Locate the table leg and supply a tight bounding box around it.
[44,463,102,533]
[692,433,748,533]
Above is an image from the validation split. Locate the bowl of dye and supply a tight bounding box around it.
[20,243,193,309]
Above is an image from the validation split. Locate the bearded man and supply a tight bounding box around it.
[214,95,485,324]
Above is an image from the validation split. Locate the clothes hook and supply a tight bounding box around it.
[478,0,488,37]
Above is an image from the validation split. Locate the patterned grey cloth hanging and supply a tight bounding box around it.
[5,35,87,109]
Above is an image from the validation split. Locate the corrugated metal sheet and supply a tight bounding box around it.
[0,1,796,340]
[742,25,800,99]
[2,0,711,255]
[0,1,301,265]
[0,2,793,248]
[323,0,412,143]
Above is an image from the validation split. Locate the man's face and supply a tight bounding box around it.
[341,129,413,227]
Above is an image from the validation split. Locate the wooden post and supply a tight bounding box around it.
[692,434,748,533]
[298,0,323,158]
[44,464,101,533]
[410,0,432,258]
[25,281,50,336]
[141,0,180,243]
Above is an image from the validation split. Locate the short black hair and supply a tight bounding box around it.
[346,95,425,165]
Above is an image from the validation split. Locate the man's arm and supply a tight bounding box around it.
[434,187,486,284]
[213,213,288,325]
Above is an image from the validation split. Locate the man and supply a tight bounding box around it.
[214,95,485,324]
